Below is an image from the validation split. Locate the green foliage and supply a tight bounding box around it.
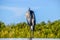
[0,20,60,38]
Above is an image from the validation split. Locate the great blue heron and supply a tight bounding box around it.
[26,8,36,31]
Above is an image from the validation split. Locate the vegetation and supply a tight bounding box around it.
[0,20,60,38]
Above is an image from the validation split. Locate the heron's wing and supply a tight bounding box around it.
[26,11,31,26]
[32,13,36,26]
[26,11,31,19]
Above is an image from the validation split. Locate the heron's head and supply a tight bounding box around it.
[28,8,30,11]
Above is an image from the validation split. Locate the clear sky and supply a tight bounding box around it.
[0,0,60,25]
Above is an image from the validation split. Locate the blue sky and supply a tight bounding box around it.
[0,0,60,25]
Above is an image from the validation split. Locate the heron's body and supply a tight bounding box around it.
[26,9,36,30]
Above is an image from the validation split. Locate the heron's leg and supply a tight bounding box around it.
[30,26,34,38]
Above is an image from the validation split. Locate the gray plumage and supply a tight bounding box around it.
[26,8,36,30]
